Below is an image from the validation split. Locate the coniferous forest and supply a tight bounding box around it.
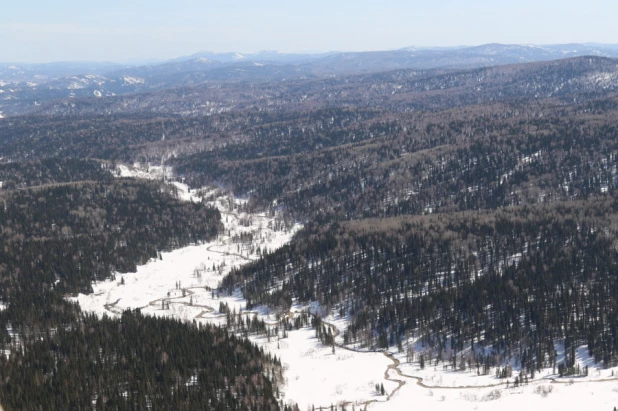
[225,199,618,373]
[0,311,282,410]
[3,55,618,408]
[0,175,289,410]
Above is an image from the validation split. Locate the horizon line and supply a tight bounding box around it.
[2,41,618,65]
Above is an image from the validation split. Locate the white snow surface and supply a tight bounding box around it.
[116,163,174,180]
[257,325,395,408]
[371,369,618,411]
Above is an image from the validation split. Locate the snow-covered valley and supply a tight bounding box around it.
[73,165,396,409]
[70,164,618,410]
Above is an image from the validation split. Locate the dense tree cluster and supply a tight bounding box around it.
[175,99,618,224]
[0,310,283,410]
[0,113,211,161]
[0,179,221,297]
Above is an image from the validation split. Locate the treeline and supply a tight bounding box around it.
[0,113,200,161]
[0,108,384,163]
[225,197,618,369]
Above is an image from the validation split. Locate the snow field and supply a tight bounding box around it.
[363,330,618,409]
[371,371,618,411]
[253,327,396,409]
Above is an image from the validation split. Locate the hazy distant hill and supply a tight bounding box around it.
[16,56,617,119]
[0,61,125,83]
[310,43,618,72]
[167,50,337,63]
[2,43,618,117]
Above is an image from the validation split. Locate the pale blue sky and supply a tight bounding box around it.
[2,0,617,63]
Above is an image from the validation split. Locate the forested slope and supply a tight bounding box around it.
[175,96,618,222]
[0,311,282,410]
[225,198,618,373]
[0,179,221,296]
[0,175,290,410]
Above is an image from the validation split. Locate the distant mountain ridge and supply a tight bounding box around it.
[4,43,618,81]
[14,56,618,119]
[2,43,618,116]
[309,43,618,73]
[167,50,338,64]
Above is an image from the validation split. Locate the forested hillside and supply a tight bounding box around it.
[0,179,221,296]
[0,311,282,410]
[0,174,291,410]
[225,198,618,372]
[174,95,618,221]
[24,56,618,117]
